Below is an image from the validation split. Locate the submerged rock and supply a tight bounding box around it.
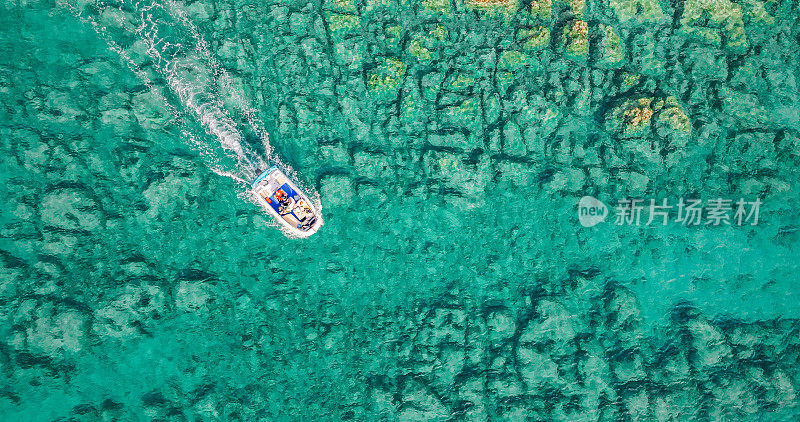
[40,188,103,232]
[94,284,166,339]
[10,299,90,359]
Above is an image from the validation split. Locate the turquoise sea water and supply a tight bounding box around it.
[1,0,799,420]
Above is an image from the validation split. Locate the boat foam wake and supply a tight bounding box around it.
[69,0,323,237]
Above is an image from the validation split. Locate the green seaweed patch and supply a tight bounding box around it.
[449,73,475,89]
[654,97,692,134]
[385,25,402,49]
[325,12,360,33]
[540,107,561,133]
[691,28,723,47]
[742,0,775,25]
[407,27,447,62]
[598,24,624,68]
[401,90,426,126]
[607,98,654,137]
[499,50,529,71]
[442,97,480,129]
[408,39,433,62]
[465,0,518,15]
[438,102,483,134]
[368,57,406,94]
[386,25,401,40]
[430,24,447,41]
[496,71,514,94]
[607,96,691,138]
[608,0,664,22]
[681,0,748,53]
[325,0,357,13]
[365,0,398,12]
[421,0,450,14]
[569,0,586,18]
[530,0,552,19]
[621,72,640,90]
[519,27,550,51]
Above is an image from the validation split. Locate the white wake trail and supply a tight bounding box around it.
[68,1,239,183]
[135,4,263,179]
[163,0,274,157]
[70,0,323,234]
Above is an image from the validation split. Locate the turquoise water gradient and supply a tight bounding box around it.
[2,0,800,420]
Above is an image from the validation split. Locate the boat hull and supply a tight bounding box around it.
[251,167,321,238]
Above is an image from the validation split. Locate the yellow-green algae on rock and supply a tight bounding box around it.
[519,26,550,51]
[368,57,406,93]
[465,0,518,14]
[407,26,447,62]
[608,0,665,22]
[421,0,450,14]
[598,24,624,67]
[562,19,588,60]
[607,96,691,137]
[681,0,748,52]
[530,0,553,18]
[324,0,360,32]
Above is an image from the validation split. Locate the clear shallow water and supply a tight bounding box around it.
[1,0,799,420]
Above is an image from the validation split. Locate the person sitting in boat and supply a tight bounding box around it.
[274,188,293,214]
[293,199,313,221]
[275,189,289,204]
